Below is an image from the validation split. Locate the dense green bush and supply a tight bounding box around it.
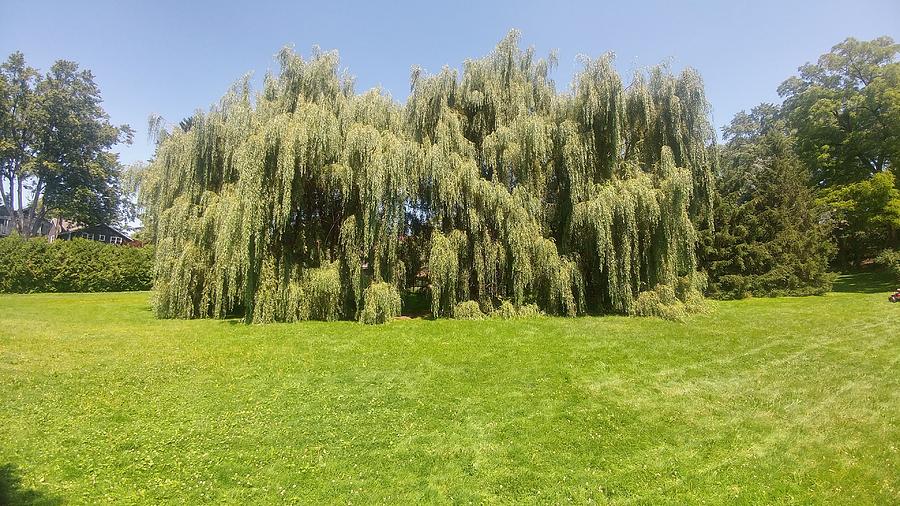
[631,274,708,321]
[632,285,686,321]
[359,282,402,325]
[452,300,485,320]
[489,300,544,320]
[514,304,544,318]
[875,250,900,280]
[300,262,343,322]
[490,300,518,319]
[0,236,152,293]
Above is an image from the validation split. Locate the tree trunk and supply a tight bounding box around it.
[25,176,45,238]
[29,205,47,238]
[16,177,27,237]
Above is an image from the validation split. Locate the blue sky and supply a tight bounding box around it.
[1,0,898,166]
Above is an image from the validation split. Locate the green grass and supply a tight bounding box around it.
[1,274,899,504]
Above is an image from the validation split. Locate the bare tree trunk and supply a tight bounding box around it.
[30,205,48,238]
[26,177,44,238]
[16,176,27,238]
[0,176,9,219]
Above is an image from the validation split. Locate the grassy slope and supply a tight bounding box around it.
[1,273,898,504]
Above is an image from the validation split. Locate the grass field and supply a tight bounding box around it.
[1,272,899,504]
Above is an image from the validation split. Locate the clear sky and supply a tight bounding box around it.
[1,0,898,166]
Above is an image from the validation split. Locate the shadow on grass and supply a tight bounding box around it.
[0,464,61,506]
[832,268,896,294]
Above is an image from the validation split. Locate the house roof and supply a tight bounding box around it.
[107,225,133,241]
[62,223,134,241]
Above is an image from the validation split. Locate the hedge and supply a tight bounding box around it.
[0,236,152,293]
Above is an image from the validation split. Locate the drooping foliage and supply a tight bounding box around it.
[142,32,715,323]
[452,300,486,320]
[359,281,402,324]
[143,47,415,322]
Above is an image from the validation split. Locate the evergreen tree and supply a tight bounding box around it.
[703,105,834,298]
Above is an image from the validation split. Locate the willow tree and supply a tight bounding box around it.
[142,47,416,323]
[142,31,715,323]
[410,31,713,317]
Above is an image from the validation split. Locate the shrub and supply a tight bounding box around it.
[631,274,710,321]
[301,261,343,321]
[248,260,344,324]
[515,303,544,318]
[452,300,485,320]
[0,236,152,293]
[632,288,687,321]
[490,300,518,319]
[359,282,402,325]
[875,249,900,280]
[489,300,544,319]
[675,272,709,313]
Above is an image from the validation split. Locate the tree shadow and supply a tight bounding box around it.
[401,290,432,318]
[831,268,896,294]
[0,464,61,506]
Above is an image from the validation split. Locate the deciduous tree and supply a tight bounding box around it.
[0,52,133,237]
[778,36,899,186]
[142,33,715,322]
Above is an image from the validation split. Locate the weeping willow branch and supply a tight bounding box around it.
[142,31,715,323]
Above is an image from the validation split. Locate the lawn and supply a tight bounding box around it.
[1,273,898,504]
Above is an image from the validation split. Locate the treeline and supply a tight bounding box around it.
[139,32,898,322]
[0,237,152,293]
[704,36,899,297]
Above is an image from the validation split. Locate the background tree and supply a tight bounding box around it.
[778,36,899,186]
[776,37,899,265]
[818,171,900,265]
[703,104,835,298]
[0,52,133,237]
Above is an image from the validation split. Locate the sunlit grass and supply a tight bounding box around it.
[1,272,898,503]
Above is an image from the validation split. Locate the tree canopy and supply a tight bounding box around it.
[778,36,899,186]
[818,170,900,265]
[0,52,133,237]
[141,32,716,323]
[704,105,835,298]
[775,36,900,265]
[708,36,899,277]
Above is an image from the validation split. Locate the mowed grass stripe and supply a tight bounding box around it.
[1,273,898,503]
